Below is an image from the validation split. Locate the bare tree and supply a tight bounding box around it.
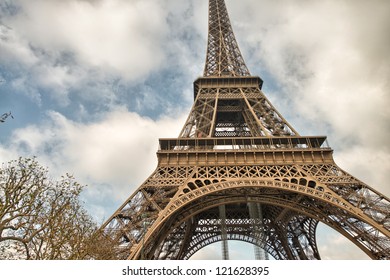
[82,229,128,260]
[0,157,99,259]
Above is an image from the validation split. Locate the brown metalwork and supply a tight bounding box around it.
[100,0,390,260]
[204,0,250,77]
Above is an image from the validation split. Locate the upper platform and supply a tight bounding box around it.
[193,76,264,99]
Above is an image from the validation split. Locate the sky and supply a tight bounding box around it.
[0,0,389,260]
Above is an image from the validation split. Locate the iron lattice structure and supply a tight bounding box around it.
[101,0,390,260]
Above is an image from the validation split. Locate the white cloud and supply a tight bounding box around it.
[6,0,170,80]
[0,0,207,110]
[1,109,186,218]
[0,23,38,66]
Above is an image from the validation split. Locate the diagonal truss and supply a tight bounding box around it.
[179,77,299,138]
[99,0,390,260]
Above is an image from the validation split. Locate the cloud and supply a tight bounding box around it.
[1,0,209,76]
[0,23,37,66]
[4,0,169,79]
[0,0,205,112]
[1,109,186,219]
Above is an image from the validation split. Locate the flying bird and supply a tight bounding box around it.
[0,111,14,123]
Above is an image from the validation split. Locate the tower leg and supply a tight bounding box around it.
[219,205,229,260]
[248,202,269,260]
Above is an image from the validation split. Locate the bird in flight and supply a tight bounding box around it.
[0,111,14,123]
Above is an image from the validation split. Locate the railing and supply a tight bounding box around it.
[159,136,331,152]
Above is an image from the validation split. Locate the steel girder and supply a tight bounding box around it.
[99,0,390,260]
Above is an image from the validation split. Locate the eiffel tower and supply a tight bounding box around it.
[101,0,390,260]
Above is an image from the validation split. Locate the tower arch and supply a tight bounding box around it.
[100,0,390,260]
[127,177,387,260]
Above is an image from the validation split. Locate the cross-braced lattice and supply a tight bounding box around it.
[100,0,390,260]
